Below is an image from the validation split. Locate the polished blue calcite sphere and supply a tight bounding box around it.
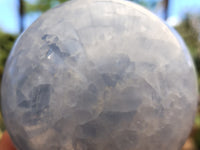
[1,0,198,150]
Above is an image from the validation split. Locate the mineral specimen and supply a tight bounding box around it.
[1,0,198,150]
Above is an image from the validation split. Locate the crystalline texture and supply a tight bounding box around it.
[1,0,198,150]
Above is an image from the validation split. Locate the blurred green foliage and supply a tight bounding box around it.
[0,32,17,80]
[175,17,200,77]
[0,31,17,133]
[25,0,69,12]
[176,17,200,150]
[194,113,200,149]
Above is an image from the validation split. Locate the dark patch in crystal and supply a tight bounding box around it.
[82,91,98,102]
[42,34,58,42]
[114,130,138,149]
[16,89,30,108]
[42,34,49,40]
[73,111,136,149]
[99,111,136,127]
[103,142,120,150]
[73,138,96,150]
[47,43,70,58]
[88,84,98,94]
[18,101,30,108]
[77,85,99,109]
[42,34,70,59]
[102,73,121,87]
[77,91,98,109]
[75,121,107,139]
[20,84,53,125]
[29,84,52,112]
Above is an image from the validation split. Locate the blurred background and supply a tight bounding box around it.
[0,0,200,149]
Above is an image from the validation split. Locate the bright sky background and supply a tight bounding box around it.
[0,0,200,34]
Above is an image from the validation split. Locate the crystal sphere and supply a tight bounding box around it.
[1,0,198,150]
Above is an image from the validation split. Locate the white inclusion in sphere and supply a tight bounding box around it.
[1,0,198,150]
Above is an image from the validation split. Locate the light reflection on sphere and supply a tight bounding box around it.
[1,0,198,150]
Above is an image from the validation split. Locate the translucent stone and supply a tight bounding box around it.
[1,0,198,149]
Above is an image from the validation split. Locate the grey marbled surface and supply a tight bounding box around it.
[1,0,198,149]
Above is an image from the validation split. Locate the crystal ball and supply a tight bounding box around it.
[1,0,198,149]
